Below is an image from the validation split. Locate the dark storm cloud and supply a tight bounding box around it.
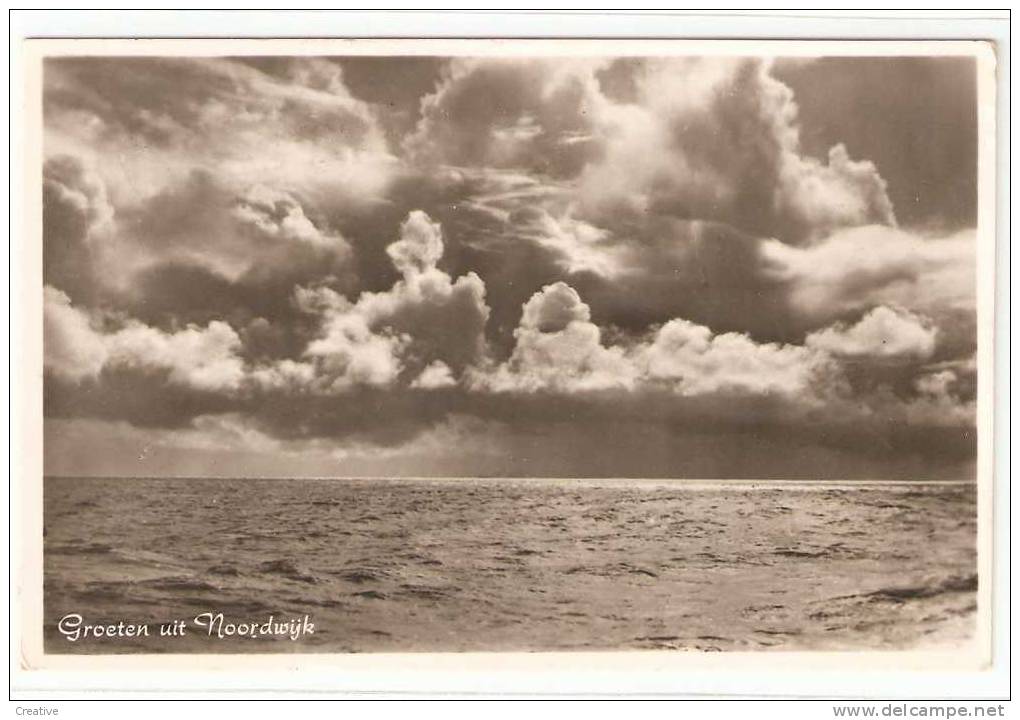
[481,213,799,342]
[124,262,325,362]
[42,53,981,479]
[43,366,974,481]
[44,370,235,429]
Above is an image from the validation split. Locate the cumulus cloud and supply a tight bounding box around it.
[103,320,247,392]
[636,319,840,398]
[45,285,248,392]
[246,359,318,393]
[43,286,109,381]
[386,210,445,276]
[411,360,458,389]
[462,204,973,350]
[473,281,843,401]
[805,306,937,362]
[422,56,909,344]
[298,210,491,389]
[521,281,591,332]
[472,282,634,393]
[302,292,409,390]
[779,144,895,243]
[574,58,895,244]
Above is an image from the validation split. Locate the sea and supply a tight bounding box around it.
[43,476,978,653]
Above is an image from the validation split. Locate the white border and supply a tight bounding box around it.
[7,11,1012,700]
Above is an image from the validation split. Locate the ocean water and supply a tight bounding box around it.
[43,477,977,653]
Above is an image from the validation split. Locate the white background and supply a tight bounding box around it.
[5,8,1012,709]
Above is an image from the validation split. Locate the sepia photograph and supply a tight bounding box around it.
[31,39,992,661]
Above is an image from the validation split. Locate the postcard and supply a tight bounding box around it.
[14,37,998,679]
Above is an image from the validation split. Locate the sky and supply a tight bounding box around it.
[42,54,979,479]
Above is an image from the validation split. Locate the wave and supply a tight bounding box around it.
[72,575,220,602]
[820,573,978,610]
[47,542,114,556]
[207,563,242,576]
[336,568,386,584]
[257,559,319,584]
[141,576,221,593]
[865,573,978,603]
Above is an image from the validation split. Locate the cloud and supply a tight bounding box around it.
[520,281,591,331]
[473,280,843,401]
[326,413,506,462]
[780,144,895,243]
[467,206,973,351]
[774,56,978,232]
[45,209,488,398]
[902,368,975,427]
[44,269,976,480]
[444,169,800,343]
[44,413,510,478]
[805,306,937,362]
[43,154,112,234]
[233,184,348,251]
[385,209,445,276]
[42,155,113,302]
[637,319,840,398]
[406,58,607,178]
[246,359,319,393]
[574,58,896,244]
[104,320,247,393]
[471,282,635,393]
[299,210,491,386]
[45,57,396,205]
[118,170,354,286]
[45,409,974,480]
[915,369,958,398]
[510,206,628,279]
[415,57,911,343]
[40,56,979,481]
[302,291,409,390]
[761,224,976,322]
[43,286,108,381]
[40,156,360,340]
[42,56,393,312]
[45,285,246,392]
[411,360,457,389]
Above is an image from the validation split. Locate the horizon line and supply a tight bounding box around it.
[41,475,978,484]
